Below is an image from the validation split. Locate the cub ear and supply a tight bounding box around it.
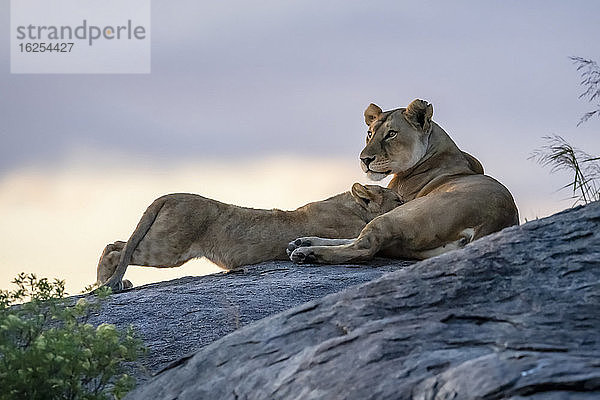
[351,182,375,207]
[404,99,434,133]
[364,103,383,126]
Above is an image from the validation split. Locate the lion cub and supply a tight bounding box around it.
[98,183,403,291]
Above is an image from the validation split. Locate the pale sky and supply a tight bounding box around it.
[1,0,599,292]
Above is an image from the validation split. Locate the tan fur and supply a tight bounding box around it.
[98,184,403,291]
[288,99,519,264]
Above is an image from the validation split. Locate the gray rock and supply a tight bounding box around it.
[125,201,600,399]
[88,259,411,381]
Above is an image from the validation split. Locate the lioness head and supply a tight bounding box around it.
[350,183,404,215]
[360,99,434,181]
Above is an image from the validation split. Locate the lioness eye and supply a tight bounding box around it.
[367,130,373,139]
[385,130,397,140]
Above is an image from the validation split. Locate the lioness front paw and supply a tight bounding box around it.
[290,247,319,264]
[286,237,315,256]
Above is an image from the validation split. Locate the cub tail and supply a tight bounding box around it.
[103,196,168,292]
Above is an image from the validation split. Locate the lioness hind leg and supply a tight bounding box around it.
[413,228,475,259]
[286,237,354,256]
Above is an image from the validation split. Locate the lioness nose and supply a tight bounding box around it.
[361,156,375,167]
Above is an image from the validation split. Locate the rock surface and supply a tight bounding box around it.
[125,201,600,399]
[88,259,412,381]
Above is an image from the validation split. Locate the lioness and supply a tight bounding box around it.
[287,99,519,264]
[99,183,403,291]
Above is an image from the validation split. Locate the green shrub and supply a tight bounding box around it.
[0,273,146,400]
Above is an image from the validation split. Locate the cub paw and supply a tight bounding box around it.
[102,278,132,293]
[286,237,314,256]
[290,247,318,264]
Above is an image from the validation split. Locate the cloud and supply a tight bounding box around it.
[2,0,599,173]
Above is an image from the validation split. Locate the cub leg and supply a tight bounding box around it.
[96,241,126,284]
[96,241,132,289]
[103,234,191,292]
[286,237,354,256]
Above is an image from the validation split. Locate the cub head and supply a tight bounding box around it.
[350,183,404,217]
[360,99,434,181]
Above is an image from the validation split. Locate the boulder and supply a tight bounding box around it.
[88,259,411,381]
[124,201,600,399]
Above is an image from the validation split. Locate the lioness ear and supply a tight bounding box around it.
[364,103,383,126]
[351,183,375,207]
[404,99,433,133]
